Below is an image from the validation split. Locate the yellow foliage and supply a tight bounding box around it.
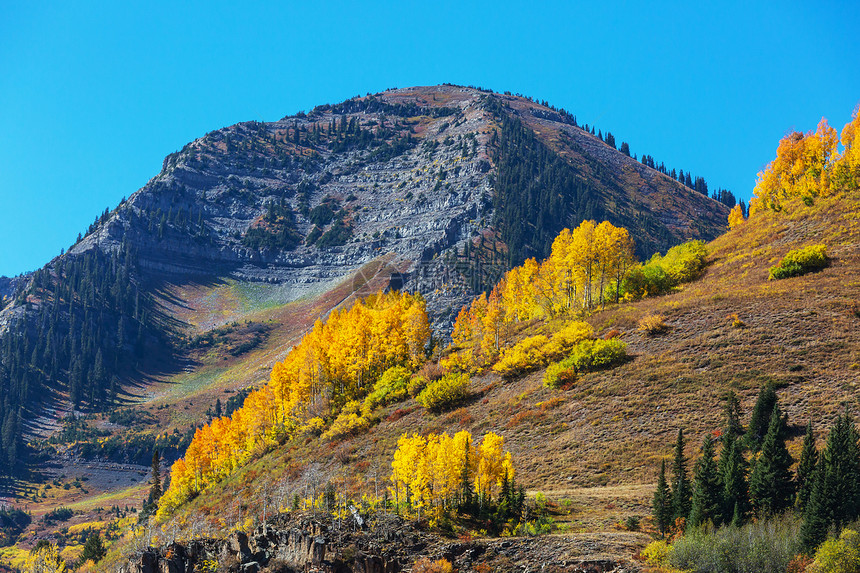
[25,543,67,573]
[768,244,829,280]
[638,314,668,335]
[298,417,326,436]
[390,430,512,512]
[158,290,430,519]
[811,528,860,573]
[439,348,479,374]
[450,220,635,355]
[541,321,594,361]
[415,373,470,411]
[751,107,860,215]
[67,521,107,536]
[728,204,746,229]
[321,401,371,441]
[492,335,550,378]
[640,539,671,566]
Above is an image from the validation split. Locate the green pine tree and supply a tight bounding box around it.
[723,390,744,442]
[746,383,777,452]
[720,435,749,525]
[825,412,860,528]
[796,421,818,512]
[689,435,723,527]
[149,449,162,504]
[81,531,106,564]
[800,458,829,552]
[749,406,795,517]
[652,459,673,536]
[671,429,692,522]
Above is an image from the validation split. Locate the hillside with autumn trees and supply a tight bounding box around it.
[5,93,860,573]
[86,103,859,573]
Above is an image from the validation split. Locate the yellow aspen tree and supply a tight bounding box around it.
[481,286,505,357]
[547,228,576,313]
[727,204,746,230]
[475,431,508,499]
[836,105,860,190]
[570,220,598,309]
[403,296,431,367]
[26,542,66,573]
[451,305,473,346]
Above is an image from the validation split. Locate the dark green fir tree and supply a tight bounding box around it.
[746,383,777,452]
[671,429,692,522]
[689,435,723,527]
[652,459,673,536]
[795,421,818,512]
[720,435,749,525]
[749,406,794,517]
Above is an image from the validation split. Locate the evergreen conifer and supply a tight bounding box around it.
[796,421,818,512]
[689,435,722,527]
[671,429,692,521]
[652,459,673,535]
[749,406,794,516]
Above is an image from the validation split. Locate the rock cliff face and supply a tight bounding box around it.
[121,513,639,573]
[62,85,728,330]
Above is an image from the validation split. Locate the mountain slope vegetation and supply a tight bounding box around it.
[80,105,860,571]
[0,85,729,481]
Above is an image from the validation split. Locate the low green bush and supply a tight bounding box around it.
[769,244,828,280]
[569,338,627,371]
[813,528,860,573]
[416,373,470,411]
[544,338,626,388]
[543,360,577,389]
[622,240,708,298]
[668,515,802,573]
[363,366,410,411]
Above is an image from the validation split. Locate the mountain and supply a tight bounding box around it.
[103,191,858,572]
[0,85,730,477]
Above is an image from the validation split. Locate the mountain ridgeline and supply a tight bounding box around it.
[0,85,729,475]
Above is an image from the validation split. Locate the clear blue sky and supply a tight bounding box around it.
[1,1,858,277]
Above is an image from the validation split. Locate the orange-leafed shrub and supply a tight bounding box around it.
[638,314,668,335]
[413,558,453,573]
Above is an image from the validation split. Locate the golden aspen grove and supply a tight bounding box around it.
[448,219,635,370]
[157,290,430,518]
[749,106,860,215]
[389,430,513,514]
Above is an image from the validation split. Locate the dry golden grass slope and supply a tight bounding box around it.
[149,191,860,544]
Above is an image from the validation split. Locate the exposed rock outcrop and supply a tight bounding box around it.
[120,513,641,573]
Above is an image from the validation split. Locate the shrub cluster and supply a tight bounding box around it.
[492,322,595,379]
[492,335,550,378]
[768,244,828,280]
[622,240,708,298]
[321,401,371,441]
[543,338,627,388]
[665,516,802,573]
[415,373,470,411]
[363,366,410,411]
[638,314,669,336]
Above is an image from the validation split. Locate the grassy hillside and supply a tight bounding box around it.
[67,191,851,570]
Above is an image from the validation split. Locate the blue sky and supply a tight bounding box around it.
[1,1,858,277]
